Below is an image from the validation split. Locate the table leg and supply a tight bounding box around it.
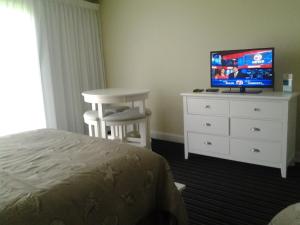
[134,100,146,114]
[130,100,147,138]
[101,121,107,139]
[97,103,107,139]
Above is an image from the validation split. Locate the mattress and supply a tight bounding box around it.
[0,129,187,225]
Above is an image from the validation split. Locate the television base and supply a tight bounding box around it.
[222,87,262,94]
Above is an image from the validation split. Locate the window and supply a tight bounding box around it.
[0,3,46,136]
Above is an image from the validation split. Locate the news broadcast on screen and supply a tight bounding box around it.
[210,48,274,88]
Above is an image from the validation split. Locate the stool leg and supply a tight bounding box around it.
[119,125,125,141]
[139,121,146,148]
[115,125,119,138]
[98,104,107,139]
[115,126,118,139]
[111,126,115,139]
[101,121,107,139]
[119,126,123,141]
[146,115,151,149]
[88,124,93,137]
[94,122,99,137]
[124,125,127,138]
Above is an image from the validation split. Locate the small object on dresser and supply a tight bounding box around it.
[282,73,293,93]
[193,88,204,93]
[205,88,219,92]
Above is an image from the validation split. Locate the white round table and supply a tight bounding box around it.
[82,88,150,138]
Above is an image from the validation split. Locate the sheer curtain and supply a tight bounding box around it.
[0,0,46,136]
[0,0,105,135]
[33,0,106,133]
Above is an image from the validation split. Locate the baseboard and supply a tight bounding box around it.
[151,131,184,144]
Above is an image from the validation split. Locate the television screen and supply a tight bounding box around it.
[210,48,274,88]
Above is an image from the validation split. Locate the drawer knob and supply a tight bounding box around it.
[251,148,260,153]
[250,127,261,132]
[205,105,211,109]
[203,122,211,127]
[204,141,212,145]
[254,108,261,112]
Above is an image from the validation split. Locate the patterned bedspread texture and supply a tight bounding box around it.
[0,129,187,225]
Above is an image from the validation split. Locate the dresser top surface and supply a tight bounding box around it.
[181,91,299,100]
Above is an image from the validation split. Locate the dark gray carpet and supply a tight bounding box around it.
[152,139,300,225]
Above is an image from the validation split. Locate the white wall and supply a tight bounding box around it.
[100,0,300,158]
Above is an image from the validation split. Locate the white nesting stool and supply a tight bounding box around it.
[83,110,100,137]
[126,108,152,148]
[102,108,151,148]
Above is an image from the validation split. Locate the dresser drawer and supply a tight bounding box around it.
[188,132,229,155]
[231,118,282,141]
[185,115,229,135]
[231,139,282,163]
[187,98,229,116]
[230,100,283,119]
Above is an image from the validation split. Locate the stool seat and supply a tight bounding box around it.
[105,105,130,114]
[103,109,145,122]
[83,110,99,121]
[83,106,130,122]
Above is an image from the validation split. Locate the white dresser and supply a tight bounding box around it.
[181,92,299,178]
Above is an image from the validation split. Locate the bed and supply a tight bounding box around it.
[269,203,300,225]
[0,129,187,225]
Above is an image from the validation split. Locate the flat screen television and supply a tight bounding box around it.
[210,48,274,93]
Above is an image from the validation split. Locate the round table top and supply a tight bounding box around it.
[82,88,150,98]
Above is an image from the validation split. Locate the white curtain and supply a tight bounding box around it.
[0,0,105,135]
[33,0,106,133]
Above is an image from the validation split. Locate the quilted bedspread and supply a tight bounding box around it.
[0,129,187,225]
[269,203,300,225]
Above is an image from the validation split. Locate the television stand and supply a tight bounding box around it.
[222,87,262,94]
[181,91,299,178]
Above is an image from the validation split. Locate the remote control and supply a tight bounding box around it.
[193,89,204,93]
[206,88,219,92]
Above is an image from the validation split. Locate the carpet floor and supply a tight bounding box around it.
[152,139,300,225]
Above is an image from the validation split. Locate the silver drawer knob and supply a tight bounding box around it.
[203,122,211,127]
[205,105,211,109]
[251,148,260,153]
[250,127,261,132]
[254,108,261,112]
[204,141,212,145]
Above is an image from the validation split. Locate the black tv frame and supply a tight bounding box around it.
[210,47,275,93]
